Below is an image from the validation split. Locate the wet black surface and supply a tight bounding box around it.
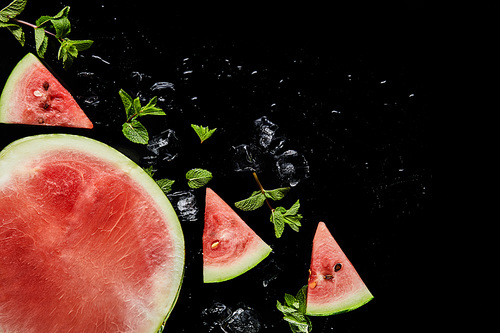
[0,1,433,332]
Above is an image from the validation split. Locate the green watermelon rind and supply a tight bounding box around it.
[0,134,185,332]
[305,288,374,316]
[0,53,36,123]
[203,242,272,283]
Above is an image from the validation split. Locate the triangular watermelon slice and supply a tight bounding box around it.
[203,188,272,283]
[306,222,373,316]
[0,53,93,128]
[0,134,184,332]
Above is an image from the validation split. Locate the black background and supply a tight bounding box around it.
[0,1,434,332]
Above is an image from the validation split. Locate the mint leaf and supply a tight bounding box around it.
[138,96,165,116]
[0,22,24,45]
[34,27,48,58]
[271,200,303,237]
[0,0,27,22]
[265,187,290,201]
[186,168,213,189]
[191,124,217,143]
[119,89,134,118]
[71,39,93,51]
[235,190,266,211]
[122,120,149,144]
[156,178,175,194]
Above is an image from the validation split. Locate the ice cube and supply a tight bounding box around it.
[253,116,278,150]
[167,191,199,222]
[231,144,262,173]
[202,302,232,332]
[275,150,310,187]
[221,307,261,333]
[145,129,179,162]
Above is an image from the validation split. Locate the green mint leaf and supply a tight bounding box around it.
[271,208,286,238]
[51,16,71,39]
[34,27,48,58]
[277,287,312,333]
[186,168,213,189]
[296,285,308,314]
[119,89,134,118]
[235,190,266,211]
[58,40,78,70]
[138,97,165,117]
[122,120,149,144]
[284,293,299,308]
[156,178,175,194]
[143,166,155,177]
[272,200,303,236]
[0,0,27,22]
[52,6,70,20]
[0,22,24,46]
[276,301,297,314]
[71,39,93,51]
[264,187,290,201]
[191,124,217,143]
[133,97,142,114]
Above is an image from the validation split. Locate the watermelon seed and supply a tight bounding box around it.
[334,263,342,272]
[324,274,333,280]
[43,103,50,109]
[211,240,220,249]
[33,90,43,97]
[43,81,49,90]
[308,281,317,289]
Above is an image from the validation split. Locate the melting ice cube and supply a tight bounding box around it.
[275,150,310,187]
[143,129,179,166]
[231,144,262,173]
[167,191,199,222]
[253,116,278,150]
[222,307,261,333]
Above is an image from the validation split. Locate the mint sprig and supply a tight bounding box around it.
[277,286,312,333]
[0,1,93,69]
[119,89,166,144]
[191,124,216,143]
[271,200,303,238]
[235,172,301,238]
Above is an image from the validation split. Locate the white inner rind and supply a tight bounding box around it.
[203,241,272,283]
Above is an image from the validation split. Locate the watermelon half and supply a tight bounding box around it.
[306,222,373,316]
[0,53,93,128]
[0,134,184,332]
[203,188,272,283]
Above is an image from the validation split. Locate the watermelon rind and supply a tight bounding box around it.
[0,134,185,332]
[203,241,272,283]
[305,288,374,316]
[0,54,33,124]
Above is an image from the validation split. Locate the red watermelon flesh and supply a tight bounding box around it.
[0,53,93,128]
[0,134,184,332]
[306,222,373,316]
[203,188,272,283]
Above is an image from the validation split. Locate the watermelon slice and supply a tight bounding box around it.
[0,134,184,332]
[0,53,93,128]
[306,222,373,316]
[203,188,272,283]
